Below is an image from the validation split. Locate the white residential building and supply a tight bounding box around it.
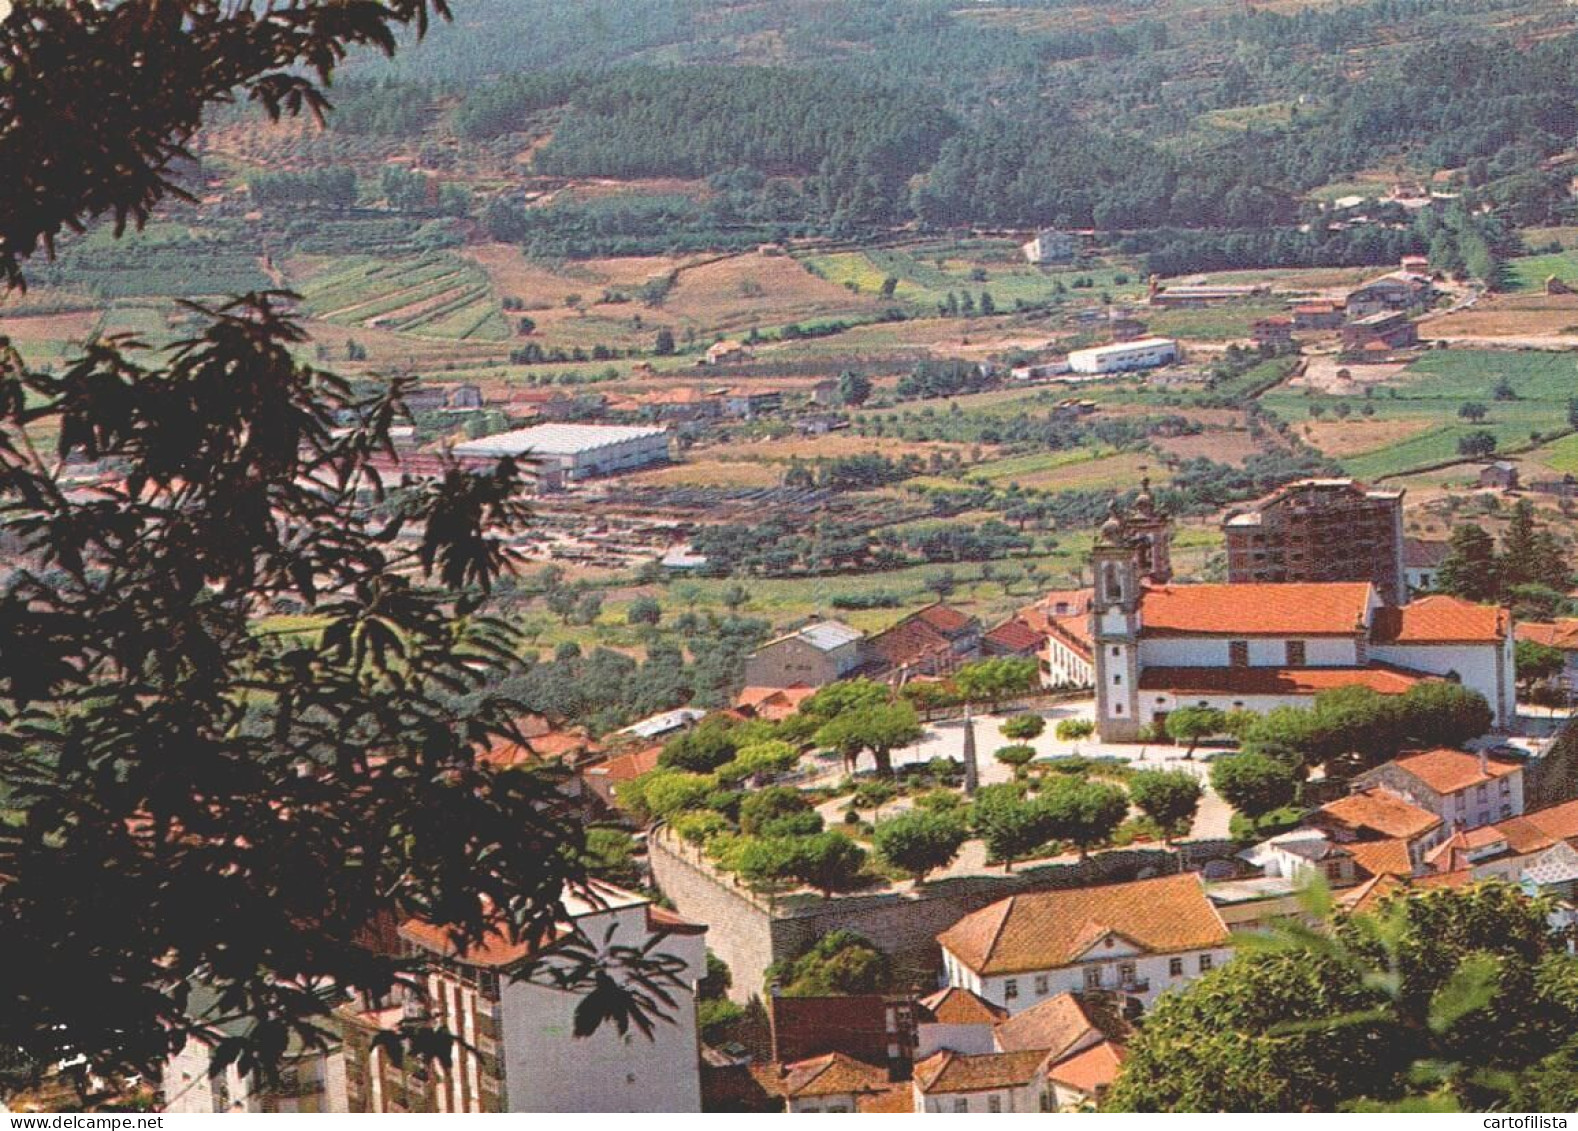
[935,873,1234,1015]
[338,882,708,1113]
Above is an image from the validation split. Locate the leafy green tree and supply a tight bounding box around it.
[975,795,1058,871]
[1437,524,1501,602]
[769,931,892,997]
[994,744,1038,776]
[1000,714,1046,741]
[639,771,717,821]
[1457,402,1488,422]
[1394,682,1493,748]
[582,828,643,889]
[954,656,1039,710]
[739,786,821,836]
[850,779,899,817]
[814,701,923,777]
[1457,430,1498,458]
[660,717,742,773]
[798,677,890,722]
[1108,883,1578,1113]
[838,369,873,406]
[627,595,663,626]
[872,810,969,884]
[1164,705,1226,757]
[1041,776,1129,859]
[653,328,676,355]
[789,832,868,899]
[727,836,804,903]
[1127,769,1203,843]
[1055,718,1096,741]
[1516,639,1566,693]
[1211,752,1298,819]
[716,740,801,784]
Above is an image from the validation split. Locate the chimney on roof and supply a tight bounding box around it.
[1479,747,1489,775]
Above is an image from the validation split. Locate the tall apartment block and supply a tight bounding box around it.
[1224,479,1407,605]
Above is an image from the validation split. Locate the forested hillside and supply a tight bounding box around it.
[282,0,1578,271]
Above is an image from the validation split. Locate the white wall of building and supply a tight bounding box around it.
[916,1079,1045,1114]
[1043,637,1092,688]
[943,943,1233,1014]
[1067,339,1178,375]
[499,903,706,1112]
[1139,636,1360,668]
[1369,640,1510,726]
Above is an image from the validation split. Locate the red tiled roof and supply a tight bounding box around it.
[917,986,1008,1026]
[1138,665,1428,697]
[735,684,817,720]
[992,993,1102,1061]
[592,745,663,784]
[1047,1040,1126,1096]
[1139,582,1373,637]
[913,603,976,636]
[1487,798,1578,855]
[913,1049,1048,1095]
[1370,595,1508,644]
[1317,789,1442,841]
[762,1053,890,1099]
[1390,747,1520,794]
[398,918,566,970]
[857,1086,915,1113]
[984,618,1044,654]
[1346,838,1415,879]
[937,874,1230,976]
[479,729,599,769]
[1516,620,1578,651]
[870,618,955,670]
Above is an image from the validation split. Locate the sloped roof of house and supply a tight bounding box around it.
[917,986,1009,1026]
[1369,595,1508,645]
[1494,798,1578,855]
[1317,789,1442,841]
[992,993,1109,1061]
[1138,582,1373,637]
[936,873,1229,976]
[1403,539,1451,569]
[869,617,956,671]
[766,1052,891,1099]
[1516,619,1578,651]
[735,684,817,720]
[1047,1040,1126,1096]
[984,618,1044,654]
[912,1049,1049,1095]
[856,1086,915,1113]
[913,602,978,636]
[1346,838,1415,879]
[1138,665,1427,697]
[1388,748,1521,794]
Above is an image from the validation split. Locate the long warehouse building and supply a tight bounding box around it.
[452,423,671,481]
[1066,337,1179,375]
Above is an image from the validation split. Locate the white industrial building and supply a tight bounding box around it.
[452,424,670,481]
[1066,338,1179,375]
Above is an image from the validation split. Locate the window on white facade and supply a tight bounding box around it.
[1229,640,1249,667]
[954,1099,969,1113]
[1502,804,1512,817]
[1034,974,1049,995]
[1118,961,1137,987]
[1169,957,1184,977]
[1004,979,1019,1000]
[1286,640,1306,666]
[1113,673,1122,686]
[989,1096,1003,1113]
[1501,779,1512,794]
[1084,965,1102,990]
[1199,954,1213,973]
[1114,704,1123,715]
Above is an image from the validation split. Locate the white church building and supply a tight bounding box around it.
[1088,490,1514,742]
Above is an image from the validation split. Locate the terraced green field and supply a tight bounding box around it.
[293,255,508,340]
[1261,350,1576,479]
